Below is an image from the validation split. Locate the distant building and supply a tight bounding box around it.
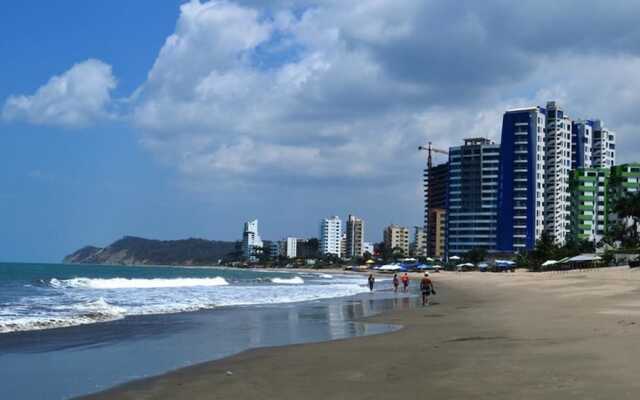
[447,137,500,257]
[345,215,364,258]
[266,241,281,258]
[569,167,609,243]
[363,242,374,256]
[384,225,410,256]
[296,238,319,258]
[242,219,263,259]
[497,106,546,252]
[340,233,347,259]
[412,226,427,257]
[592,120,616,168]
[285,237,297,258]
[320,216,342,257]
[425,162,448,257]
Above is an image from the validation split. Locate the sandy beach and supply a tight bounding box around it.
[83,267,640,399]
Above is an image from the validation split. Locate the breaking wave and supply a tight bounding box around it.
[270,277,304,284]
[49,277,229,289]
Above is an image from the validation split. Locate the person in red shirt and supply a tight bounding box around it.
[401,273,409,292]
[420,273,436,306]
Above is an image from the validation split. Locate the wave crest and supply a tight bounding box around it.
[0,298,125,333]
[271,277,304,285]
[49,277,229,289]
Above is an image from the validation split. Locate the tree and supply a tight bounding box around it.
[464,248,487,264]
[392,246,406,260]
[612,192,640,248]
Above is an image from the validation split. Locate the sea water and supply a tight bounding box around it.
[0,263,370,333]
[0,263,409,399]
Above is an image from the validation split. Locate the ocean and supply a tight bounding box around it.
[0,262,412,399]
[0,263,373,334]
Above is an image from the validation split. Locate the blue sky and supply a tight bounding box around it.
[1,1,195,261]
[3,1,640,262]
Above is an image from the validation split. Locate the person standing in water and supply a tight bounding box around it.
[392,273,399,292]
[420,272,436,306]
[401,272,409,292]
[368,273,375,292]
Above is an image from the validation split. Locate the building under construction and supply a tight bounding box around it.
[422,160,449,259]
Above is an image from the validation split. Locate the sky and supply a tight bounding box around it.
[2,0,640,262]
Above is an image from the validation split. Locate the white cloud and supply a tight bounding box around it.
[7,0,640,185]
[2,59,116,128]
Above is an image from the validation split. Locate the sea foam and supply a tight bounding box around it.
[49,277,229,289]
[271,276,304,284]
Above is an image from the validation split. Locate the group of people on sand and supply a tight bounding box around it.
[367,272,436,306]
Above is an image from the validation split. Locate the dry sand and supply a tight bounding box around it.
[83,267,640,400]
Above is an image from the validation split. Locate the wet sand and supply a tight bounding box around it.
[83,267,640,399]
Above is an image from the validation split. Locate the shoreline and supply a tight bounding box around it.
[82,267,640,400]
[1,273,415,400]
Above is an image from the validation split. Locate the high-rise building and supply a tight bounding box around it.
[345,215,364,258]
[447,138,500,257]
[497,107,546,252]
[569,168,609,243]
[384,225,410,256]
[572,120,593,169]
[592,120,616,168]
[411,226,427,257]
[320,216,342,257]
[428,208,446,258]
[242,219,263,259]
[544,101,572,246]
[424,162,448,257]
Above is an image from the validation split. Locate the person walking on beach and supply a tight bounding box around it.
[401,273,409,292]
[392,273,400,292]
[368,273,375,292]
[420,273,435,306]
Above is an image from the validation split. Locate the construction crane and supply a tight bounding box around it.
[418,142,448,258]
[418,142,448,172]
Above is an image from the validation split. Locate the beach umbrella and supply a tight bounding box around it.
[426,257,434,262]
[365,259,375,264]
[541,260,557,267]
[379,264,402,271]
[450,256,461,261]
[457,263,474,267]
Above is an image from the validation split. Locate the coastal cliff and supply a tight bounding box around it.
[63,236,238,266]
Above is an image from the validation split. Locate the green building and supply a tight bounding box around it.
[609,163,640,197]
[569,168,610,242]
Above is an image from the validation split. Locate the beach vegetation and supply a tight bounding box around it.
[606,191,640,249]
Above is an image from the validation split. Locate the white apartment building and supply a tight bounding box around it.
[285,237,297,258]
[242,219,263,259]
[592,120,616,168]
[544,101,572,246]
[320,216,342,257]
